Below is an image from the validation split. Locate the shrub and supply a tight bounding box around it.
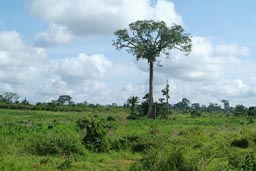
[130,147,197,171]
[31,131,84,156]
[127,115,139,120]
[228,151,256,170]
[230,138,249,149]
[241,152,256,170]
[57,158,72,170]
[111,135,155,152]
[77,117,110,152]
[191,111,201,118]
[107,116,116,121]
[127,135,155,153]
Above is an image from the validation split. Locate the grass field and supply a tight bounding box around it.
[0,109,256,171]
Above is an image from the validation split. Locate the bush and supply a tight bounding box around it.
[107,116,116,121]
[111,137,130,151]
[191,111,201,118]
[111,135,155,152]
[77,117,110,152]
[127,115,140,120]
[230,138,249,149]
[31,131,84,156]
[130,147,197,171]
[57,158,72,170]
[228,151,256,170]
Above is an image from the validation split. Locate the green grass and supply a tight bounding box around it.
[0,109,256,170]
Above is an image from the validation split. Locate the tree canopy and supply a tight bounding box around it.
[113,20,192,118]
[113,20,192,62]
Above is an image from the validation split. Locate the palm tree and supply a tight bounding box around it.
[127,96,139,115]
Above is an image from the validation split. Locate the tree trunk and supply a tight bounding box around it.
[148,61,155,119]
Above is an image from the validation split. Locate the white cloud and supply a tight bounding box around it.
[36,23,73,46]
[0,1,255,107]
[54,53,112,83]
[215,44,250,57]
[29,0,183,37]
[135,36,250,82]
[0,30,115,103]
[0,31,47,84]
[0,30,255,106]
[32,53,113,104]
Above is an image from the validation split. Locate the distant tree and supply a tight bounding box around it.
[221,99,230,112]
[174,98,190,113]
[201,105,207,112]
[2,92,19,109]
[247,107,256,116]
[113,20,192,118]
[161,80,170,116]
[207,103,222,113]
[0,95,3,103]
[21,97,30,111]
[21,98,29,105]
[233,105,247,116]
[83,101,88,106]
[191,103,200,111]
[2,92,19,103]
[111,103,118,107]
[57,95,72,105]
[127,96,139,115]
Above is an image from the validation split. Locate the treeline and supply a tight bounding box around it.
[0,91,255,118]
[125,95,256,119]
[0,92,125,113]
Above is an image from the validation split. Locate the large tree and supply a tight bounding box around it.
[57,95,72,105]
[2,92,19,103]
[113,20,192,118]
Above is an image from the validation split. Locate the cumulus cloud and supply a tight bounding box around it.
[0,29,254,106]
[0,1,255,106]
[0,30,115,103]
[29,0,183,37]
[55,53,112,83]
[33,53,113,103]
[0,31,47,84]
[135,36,250,82]
[36,23,73,46]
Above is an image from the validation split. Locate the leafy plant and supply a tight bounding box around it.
[130,147,197,171]
[31,131,84,156]
[230,138,249,149]
[77,117,110,152]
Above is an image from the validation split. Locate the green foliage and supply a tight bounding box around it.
[113,20,192,62]
[127,96,139,115]
[247,107,256,117]
[227,151,256,170]
[77,117,110,152]
[174,98,191,113]
[233,105,247,116]
[128,135,155,153]
[191,110,202,118]
[230,138,249,149]
[130,147,197,171]
[31,131,84,156]
[107,115,116,121]
[113,20,192,119]
[2,109,256,170]
[57,158,72,170]
[241,152,256,171]
[57,95,72,105]
[111,135,155,153]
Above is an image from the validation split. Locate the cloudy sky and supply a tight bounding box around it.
[0,0,256,106]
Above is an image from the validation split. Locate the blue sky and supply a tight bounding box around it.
[0,0,256,106]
